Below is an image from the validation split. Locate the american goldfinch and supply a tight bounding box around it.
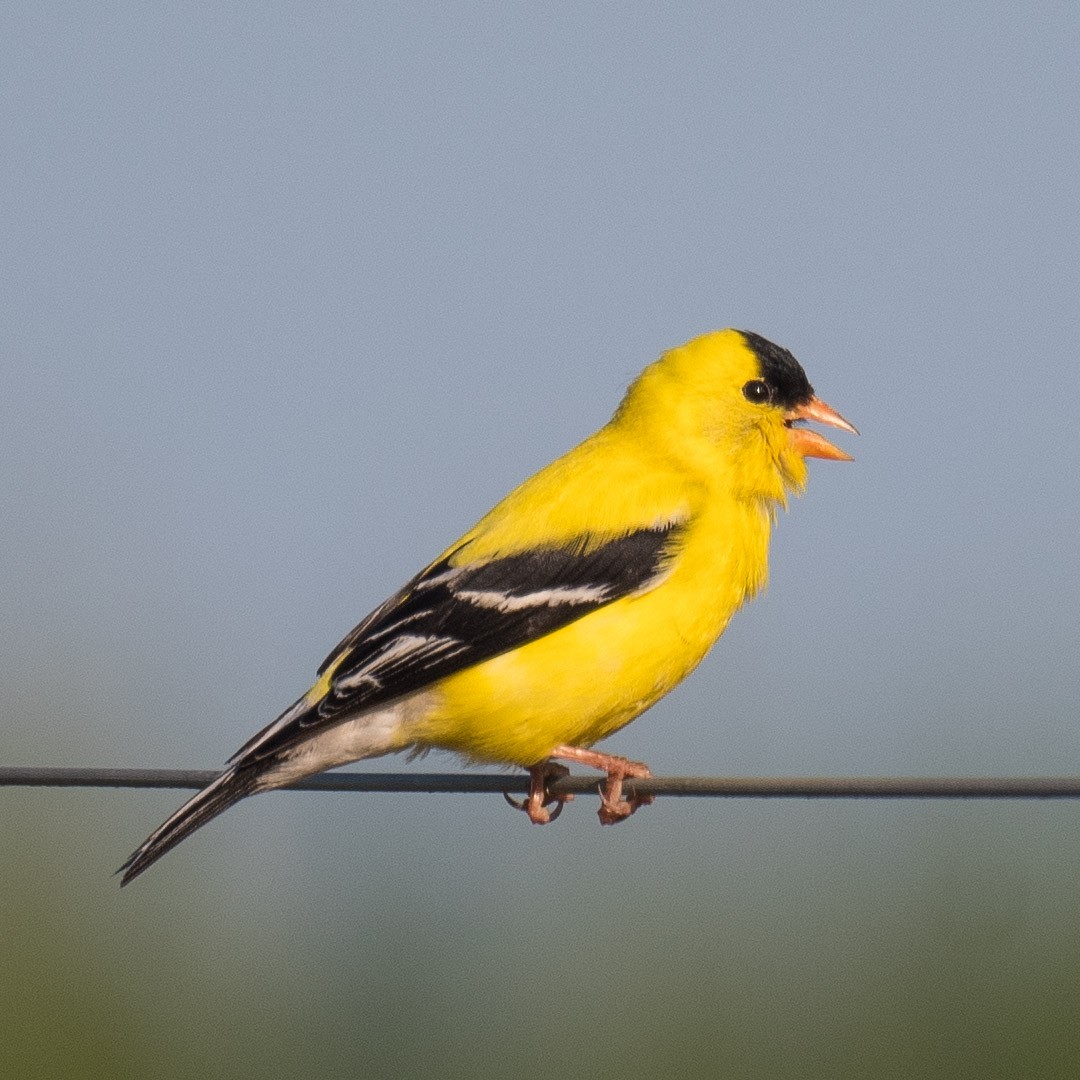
[119,328,855,884]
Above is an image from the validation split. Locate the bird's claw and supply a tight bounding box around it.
[501,789,568,823]
[544,745,654,825]
[595,761,654,825]
[502,790,527,812]
[506,750,655,825]
[597,785,654,825]
[505,762,573,824]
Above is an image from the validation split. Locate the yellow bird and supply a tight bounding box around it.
[119,328,856,884]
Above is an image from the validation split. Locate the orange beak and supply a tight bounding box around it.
[784,397,859,461]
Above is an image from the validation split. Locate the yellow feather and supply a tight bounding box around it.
[118,326,853,884]
[411,328,809,764]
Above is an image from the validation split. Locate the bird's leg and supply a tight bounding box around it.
[503,761,573,824]
[549,744,654,825]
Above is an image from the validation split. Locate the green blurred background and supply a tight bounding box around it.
[4,3,1080,1077]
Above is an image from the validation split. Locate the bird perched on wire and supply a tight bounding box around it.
[119,328,856,884]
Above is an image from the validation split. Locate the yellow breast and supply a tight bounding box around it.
[410,497,772,766]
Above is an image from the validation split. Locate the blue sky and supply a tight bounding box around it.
[3,5,1080,1074]
[6,4,1078,779]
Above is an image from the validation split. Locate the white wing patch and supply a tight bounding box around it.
[453,584,609,612]
[334,634,468,692]
[229,520,685,764]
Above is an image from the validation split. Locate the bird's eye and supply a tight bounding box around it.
[742,380,772,404]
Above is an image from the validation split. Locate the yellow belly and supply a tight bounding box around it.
[410,502,771,765]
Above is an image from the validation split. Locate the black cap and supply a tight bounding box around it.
[739,330,815,410]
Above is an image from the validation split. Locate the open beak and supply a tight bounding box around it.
[784,397,859,461]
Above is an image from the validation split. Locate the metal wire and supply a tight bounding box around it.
[3,766,1080,799]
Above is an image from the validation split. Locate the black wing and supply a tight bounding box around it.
[234,521,684,763]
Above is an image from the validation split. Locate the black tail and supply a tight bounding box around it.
[118,765,261,886]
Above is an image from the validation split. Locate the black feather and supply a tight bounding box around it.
[239,522,684,764]
[117,765,260,886]
[739,330,814,410]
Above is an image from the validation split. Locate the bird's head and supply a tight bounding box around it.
[616,328,857,505]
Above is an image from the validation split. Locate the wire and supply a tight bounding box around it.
[3,766,1080,799]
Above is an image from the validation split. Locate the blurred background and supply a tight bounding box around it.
[3,3,1080,1077]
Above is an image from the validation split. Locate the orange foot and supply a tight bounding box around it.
[504,761,574,824]
[550,745,654,824]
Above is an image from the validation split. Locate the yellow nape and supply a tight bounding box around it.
[613,328,807,506]
[449,328,803,567]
